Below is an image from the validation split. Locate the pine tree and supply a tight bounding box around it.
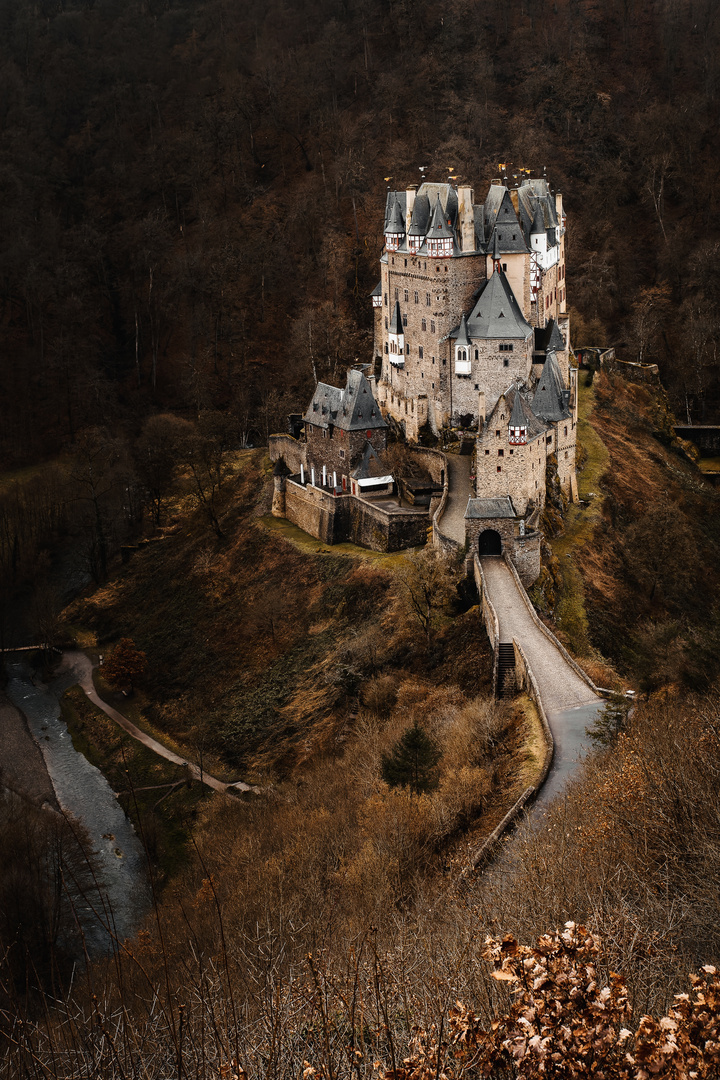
[381,721,441,795]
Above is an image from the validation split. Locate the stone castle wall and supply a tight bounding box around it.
[475,425,547,516]
[284,480,428,552]
[268,434,306,474]
[377,250,487,434]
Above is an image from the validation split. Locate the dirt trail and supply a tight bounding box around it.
[60,651,259,796]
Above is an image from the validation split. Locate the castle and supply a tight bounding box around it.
[269,173,578,581]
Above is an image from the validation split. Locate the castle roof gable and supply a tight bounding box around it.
[531,352,571,422]
[465,269,533,340]
[304,369,388,432]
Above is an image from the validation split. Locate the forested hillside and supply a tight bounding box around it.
[2,0,720,467]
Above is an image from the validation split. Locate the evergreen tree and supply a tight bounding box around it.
[381,721,441,795]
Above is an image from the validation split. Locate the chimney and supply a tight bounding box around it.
[457,185,475,253]
[406,185,418,221]
[477,391,486,431]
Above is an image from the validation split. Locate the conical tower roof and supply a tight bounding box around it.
[455,313,471,346]
[389,300,403,335]
[386,197,405,234]
[426,196,453,239]
[531,201,546,235]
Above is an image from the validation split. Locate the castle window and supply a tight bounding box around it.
[414,291,419,303]
[509,449,514,455]
[404,290,409,302]
[547,436,552,444]
[442,357,446,365]
[384,317,388,329]
[475,349,479,359]
[564,426,568,436]
[422,318,427,331]
[565,451,568,458]
[426,293,431,305]
[504,359,509,367]
[384,344,388,353]
[432,382,435,388]
[404,259,407,267]
[430,320,436,333]
[406,343,409,353]
[502,262,507,271]
[499,343,514,352]
[419,346,424,359]
[498,449,504,457]
[339,449,345,459]
[395,288,399,300]
[384,293,388,306]
[485,449,490,455]
[496,430,500,437]
[497,466,502,472]
[475,384,479,390]
[402,314,407,327]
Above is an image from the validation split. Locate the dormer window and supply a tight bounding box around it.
[509,426,527,445]
[385,231,403,251]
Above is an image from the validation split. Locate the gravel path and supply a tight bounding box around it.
[439,454,472,544]
[61,652,259,795]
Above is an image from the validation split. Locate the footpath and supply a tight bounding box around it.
[60,651,259,796]
[480,557,602,806]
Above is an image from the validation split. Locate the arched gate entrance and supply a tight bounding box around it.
[478,529,502,557]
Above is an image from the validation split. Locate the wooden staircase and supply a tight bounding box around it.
[497,642,517,698]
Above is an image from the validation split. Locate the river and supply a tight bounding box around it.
[4,658,150,957]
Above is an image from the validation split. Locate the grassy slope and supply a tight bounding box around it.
[536,370,720,684]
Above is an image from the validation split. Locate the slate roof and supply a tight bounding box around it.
[534,318,566,354]
[531,202,546,235]
[386,196,405,234]
[509,391,527,429]
[464,269,533,340]
[408,193,431,236]
[455,314,470,346]
[389,300,403,335]
[304,369,387,431]
[426,196,454,239]
[465,496,516,519]
[531,353,571,423]
[504,386,547,439]
[351,441,386,479]
[370,281,382,298]
[516,178,559,248]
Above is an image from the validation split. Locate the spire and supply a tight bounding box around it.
[426,196,453,239]
[387,197,405,233]
[389,300,403,335]
[508,390,528,446]
[491,229,501,272]
[531,201,545,235]
[455,313,470,346]
[385,196,405,251]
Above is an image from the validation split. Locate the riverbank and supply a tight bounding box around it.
[0,689,59,810]
[3,659,150,952]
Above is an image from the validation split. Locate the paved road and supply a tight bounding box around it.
[480,557,602,798]
[60,652,258,796]
[440,454,472,544]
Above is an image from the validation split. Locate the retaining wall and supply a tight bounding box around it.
[284,480,429,552]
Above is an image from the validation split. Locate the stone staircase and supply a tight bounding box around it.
[497,642,517,698]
